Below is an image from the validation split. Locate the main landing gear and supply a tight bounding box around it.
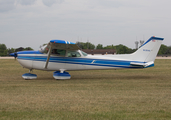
[53,71,71,80]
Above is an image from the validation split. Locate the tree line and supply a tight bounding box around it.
[76,42,171,55]
[0,44,33,56]
[158,44,171,55]
[0,42,171,56]
[76,41,136,54]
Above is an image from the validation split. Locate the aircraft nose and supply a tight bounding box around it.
[10,52,18,58]
[10,53,14,56]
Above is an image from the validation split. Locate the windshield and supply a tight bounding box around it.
[81,50,88,56]
[39,44,50,54]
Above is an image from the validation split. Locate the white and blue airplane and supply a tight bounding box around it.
[10,36,164,80]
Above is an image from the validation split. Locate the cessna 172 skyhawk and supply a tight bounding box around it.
[10,36,164,80]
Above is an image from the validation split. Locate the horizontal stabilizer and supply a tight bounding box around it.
[130,61,154,68]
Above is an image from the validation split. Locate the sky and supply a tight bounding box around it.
[0,0,171,50]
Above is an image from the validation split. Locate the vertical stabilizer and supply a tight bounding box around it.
[131,36,164,62]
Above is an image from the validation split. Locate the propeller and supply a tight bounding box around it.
[10,52,17,60]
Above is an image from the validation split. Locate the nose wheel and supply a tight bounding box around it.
[22,69,37,80]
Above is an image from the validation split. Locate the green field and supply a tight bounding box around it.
[0,59,171,120]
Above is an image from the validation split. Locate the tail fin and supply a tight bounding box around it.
[131,36,164,62]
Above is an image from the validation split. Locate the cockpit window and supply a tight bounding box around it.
[52,49,66,56]
[67,51,81,57]
[39,44,66,56]
[81,50,88,56]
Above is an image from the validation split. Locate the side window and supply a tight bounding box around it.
[52,49,66,56]
[67,51,81,57]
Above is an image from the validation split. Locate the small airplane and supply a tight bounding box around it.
[10,36,164,80]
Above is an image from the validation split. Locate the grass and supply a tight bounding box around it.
[0,59,171,120]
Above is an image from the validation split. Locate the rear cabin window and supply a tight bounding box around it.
[67,51,81,57]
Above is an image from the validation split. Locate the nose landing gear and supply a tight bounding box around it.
[22,69,37,80]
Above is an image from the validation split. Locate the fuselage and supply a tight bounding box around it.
[16,50,147,71]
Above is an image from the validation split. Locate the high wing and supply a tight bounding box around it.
[50,40,80,50]
[45,40,80,69]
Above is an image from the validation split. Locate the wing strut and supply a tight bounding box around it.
[45,45,52,69]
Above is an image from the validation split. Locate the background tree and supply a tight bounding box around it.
[158,44,168,55]
[0,44,7,56]
[84,42,95,49]
[96,44,103,49]
[76,42,170,55]
[24,47,33,51]
[103,44,133,54]
[76,42,84,49]
[115,44,133,54]
[165,46,171,55]
[7,48,15,55]
[76,42,95,49]
[15,47,34,52]
[103,45,115,49]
